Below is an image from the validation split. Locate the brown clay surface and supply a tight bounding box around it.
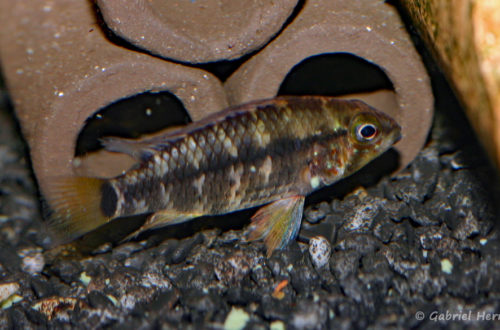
[0,0,228,202]
[0,0,436,206]
[97,0,299,63]
[225,0,434,170]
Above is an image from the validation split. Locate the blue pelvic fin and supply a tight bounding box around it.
[248,195,305,256]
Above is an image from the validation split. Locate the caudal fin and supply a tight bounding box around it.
[45,177,112,243]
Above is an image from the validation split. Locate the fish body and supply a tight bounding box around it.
[48,96,401,255]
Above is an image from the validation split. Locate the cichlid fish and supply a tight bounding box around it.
[47,96,401,255]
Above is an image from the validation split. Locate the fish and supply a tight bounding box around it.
[46,96,401,256]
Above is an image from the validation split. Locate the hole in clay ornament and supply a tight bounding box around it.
[278,53,394,96]
[76,91,191,156]
[74,91,191,178]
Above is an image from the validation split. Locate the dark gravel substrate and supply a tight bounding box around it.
[1,70,500,329]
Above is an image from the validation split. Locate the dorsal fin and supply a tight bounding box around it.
[100,136,158,161]
[99,124,190,160]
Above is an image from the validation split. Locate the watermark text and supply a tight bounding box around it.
[415,310,500,322]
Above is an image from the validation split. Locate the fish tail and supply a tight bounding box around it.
[45,177,113,243]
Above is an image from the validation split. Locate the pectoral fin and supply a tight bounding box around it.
[248,195,305,256]
[122,210,201,242]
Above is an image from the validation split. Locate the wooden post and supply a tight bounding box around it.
[399,0,500,168]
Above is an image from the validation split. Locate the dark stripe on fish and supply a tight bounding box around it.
[117,130,348,214]
[100,182,117,217]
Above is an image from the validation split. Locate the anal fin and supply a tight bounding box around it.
[122,210,201,242]
[248,195,305,256]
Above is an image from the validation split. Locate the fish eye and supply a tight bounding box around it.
[356,123,378,142]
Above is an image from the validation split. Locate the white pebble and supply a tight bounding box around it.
[441,258,453,274]
[19,248,45,274]
[0,282,19,304]
[309,236,331,268]
[270,320,285,330]
[224,307,250,330]
[79,272,92,286]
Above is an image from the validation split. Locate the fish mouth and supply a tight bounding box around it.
[380,123,402,152]
[375,109,401,145]
[388,118,402,144]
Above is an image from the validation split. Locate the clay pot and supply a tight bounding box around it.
[96,0,299,63]
[225,0,434,169]
[0,0,434,206]
[0,0,228,202]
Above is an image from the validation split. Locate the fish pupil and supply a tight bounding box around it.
[358,124,377,140]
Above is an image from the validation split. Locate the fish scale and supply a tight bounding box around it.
[110,97,387,219]
[47,96,401,255]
